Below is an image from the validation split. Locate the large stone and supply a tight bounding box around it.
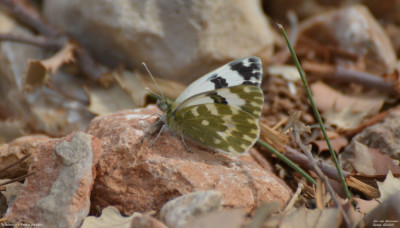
[43,0,276,83]
[86,106,291,215]
[299,5,396,75]
[0,135,50,179]
[344,110,400,160]
[6,132,102,227]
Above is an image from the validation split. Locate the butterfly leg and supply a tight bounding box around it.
[151,124,166,146]
[180,132,192,153]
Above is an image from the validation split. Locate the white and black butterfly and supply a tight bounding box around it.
[156,57,264,154]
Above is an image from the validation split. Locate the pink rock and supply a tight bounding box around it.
[6,131,102,227]
[87,106,291,215]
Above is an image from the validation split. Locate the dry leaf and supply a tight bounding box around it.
[250,201,281,228]
[360,192,400,227]
[311,137,348,155]
[24,41,76,89]
[377,171,400,202]
[114,71,149,107]
[137,72,186,100]
[0,120,24,143]
[86,82,136,115]
[310,81,384,130]
[187,209,246,228]
[266,65,301,95]
[338,197,379,226]
[81,206,140,228]
[264,207,341,228]
[346,141,400,176]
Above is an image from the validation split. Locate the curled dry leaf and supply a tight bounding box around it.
[310,81,384,130]
[81,206,140,228]
[311,137,348,155]
[24,41,76,89]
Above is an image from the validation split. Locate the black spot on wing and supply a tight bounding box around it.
[230,58,261,83]
[209,74,228,89]
[242,81,259,86]
[206,92,228,104]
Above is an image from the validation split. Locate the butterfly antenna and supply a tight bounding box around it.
[142,62,164,97]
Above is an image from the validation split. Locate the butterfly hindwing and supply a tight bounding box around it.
[175,57,262,103]
[170,103,260,154]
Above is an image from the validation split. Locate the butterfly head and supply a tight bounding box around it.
[157,97,175,113]
[156,98,168,112]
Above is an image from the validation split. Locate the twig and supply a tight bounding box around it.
[0,153,31,174]
[0,0,61,37]
[0,172,35,186]
[302,61,399,95]
[291,126,351,227]
[0,33,62,49]
[284,146,350,182]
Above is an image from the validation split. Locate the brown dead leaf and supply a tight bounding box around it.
[86,82,136,115]
[137,71,186,100]
[188,209,246,228]
[250,201,281,228]
[311,137,348,155]
[114,70,149,107]
[377,171,400,202]
[311,81,384,130]
[264,207,341,228]
[81,206,139,228]
[339,197,379,226]
[0,120,24,143]
[360,192,400,227]
[24,41,76,89]
[346,141,400,176]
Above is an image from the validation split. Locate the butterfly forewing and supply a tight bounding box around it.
[175,57,262,103]
[176,85,264,118]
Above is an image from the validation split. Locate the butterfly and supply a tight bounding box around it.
[156,56,264,154]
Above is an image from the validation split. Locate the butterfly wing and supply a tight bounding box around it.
[171,103,260,154]
[175,57,262,103]
[174,85,264,118]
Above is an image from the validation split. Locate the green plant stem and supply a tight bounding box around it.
[278,24,352,200]
[257,139,317,186]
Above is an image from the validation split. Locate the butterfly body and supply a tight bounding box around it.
[157,57,264,154]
